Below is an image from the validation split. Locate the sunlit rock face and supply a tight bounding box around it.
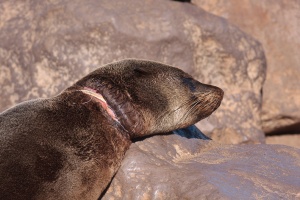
[103,134,300,199]
[192,0,300,137]
[0,0,266,144]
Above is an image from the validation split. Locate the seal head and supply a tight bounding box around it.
[73,59,223,138]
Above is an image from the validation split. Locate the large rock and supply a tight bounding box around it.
[192,0,300,134]
[266,134,300,149]
[102,135,300,199]
[0,0,266,143]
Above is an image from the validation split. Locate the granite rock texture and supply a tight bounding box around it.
[103,135,300,199]
[192,0,300,135]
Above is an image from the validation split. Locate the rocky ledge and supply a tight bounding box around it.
[103,134,300,199]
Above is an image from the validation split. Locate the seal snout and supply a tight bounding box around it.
[210,85,224,100]
[197,83,223,100]
[211,87,224,111]
[191,83,224,119]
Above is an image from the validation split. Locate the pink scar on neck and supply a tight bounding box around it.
[79,87,118,121]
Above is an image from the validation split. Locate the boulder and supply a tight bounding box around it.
[0,0,266,143]
[102,135,300,199]
[192,0,300,135]
[266,134,300,149]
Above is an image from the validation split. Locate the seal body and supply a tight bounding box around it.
[0,59,223,199]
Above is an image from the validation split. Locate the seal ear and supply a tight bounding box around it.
[133,67,151,76]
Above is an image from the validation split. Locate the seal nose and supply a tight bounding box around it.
[211,85,224,99]
[197,83,224,111]
[197,83,224,97]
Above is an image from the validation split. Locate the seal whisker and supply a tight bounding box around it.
[178,99,201,125]
[155,97,196,123]
[173,92,217,127]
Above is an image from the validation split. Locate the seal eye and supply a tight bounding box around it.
[182,77,196,92]
[133,67,150,76]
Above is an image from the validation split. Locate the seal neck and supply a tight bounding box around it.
[62,87,132,140]
[79,87,118,121]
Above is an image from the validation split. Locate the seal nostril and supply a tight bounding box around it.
[219,88,224,99]
[216,87,224,98]
[220,89,224,97]
[206,85,224,98]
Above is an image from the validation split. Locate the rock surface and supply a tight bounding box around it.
[192,0,300,135]
[102,134,300,199]
[266,134,300,149]
[0,0,266,143]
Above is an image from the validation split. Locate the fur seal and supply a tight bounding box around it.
[0,59,223,199]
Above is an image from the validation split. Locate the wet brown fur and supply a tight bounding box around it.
[0,59,223,199]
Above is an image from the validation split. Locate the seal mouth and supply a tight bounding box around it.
[79,86,143,135]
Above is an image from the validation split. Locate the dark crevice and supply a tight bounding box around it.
[132,132,173,143]
[171,0,191,3]
[266,122,300,136]
[98,173,116,200]
[267,131,300,136]
[133,125,211,143]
